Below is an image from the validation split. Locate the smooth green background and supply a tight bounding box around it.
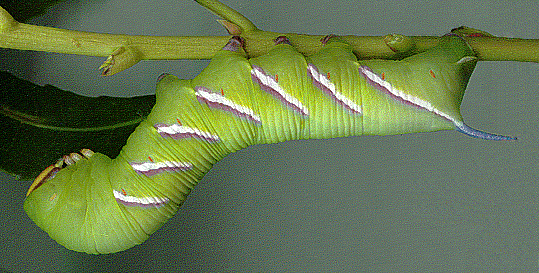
[1,0,538,271]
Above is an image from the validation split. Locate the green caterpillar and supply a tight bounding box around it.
[23,33,513,254]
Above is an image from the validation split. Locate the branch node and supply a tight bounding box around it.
[99,46,143,76]
[195,0,258,33]
[217,19,242,35]
[451,26,495,37]
[383,34,415,53]
[0,6,18,33]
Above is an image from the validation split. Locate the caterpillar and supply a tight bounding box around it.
[23,33,514,254]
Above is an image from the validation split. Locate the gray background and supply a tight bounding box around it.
[1,0,538,272]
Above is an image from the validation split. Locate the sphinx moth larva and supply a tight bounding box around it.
[24,33,513,254]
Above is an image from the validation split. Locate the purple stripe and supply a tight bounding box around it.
[114,199,168,208]
[130,162,193,177]
[308,64,362,114]
[154,123,220,142]
[133,167,188,176]
[358,65,443,118]
[195,87,261,124]
[113,190,169,208]
[251,66,309,117]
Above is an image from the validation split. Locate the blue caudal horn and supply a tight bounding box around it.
[455,122,516,141]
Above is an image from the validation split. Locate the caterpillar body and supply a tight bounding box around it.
[24,34,513,254]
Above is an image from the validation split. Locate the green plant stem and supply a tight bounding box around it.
[0,5,538,64]
[466,37,539,62]
[0,21,228,59]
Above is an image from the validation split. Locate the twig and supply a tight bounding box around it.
[0,3,537,76]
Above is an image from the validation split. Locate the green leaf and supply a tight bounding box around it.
[0,71,155,181]
[0,0,66,22]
